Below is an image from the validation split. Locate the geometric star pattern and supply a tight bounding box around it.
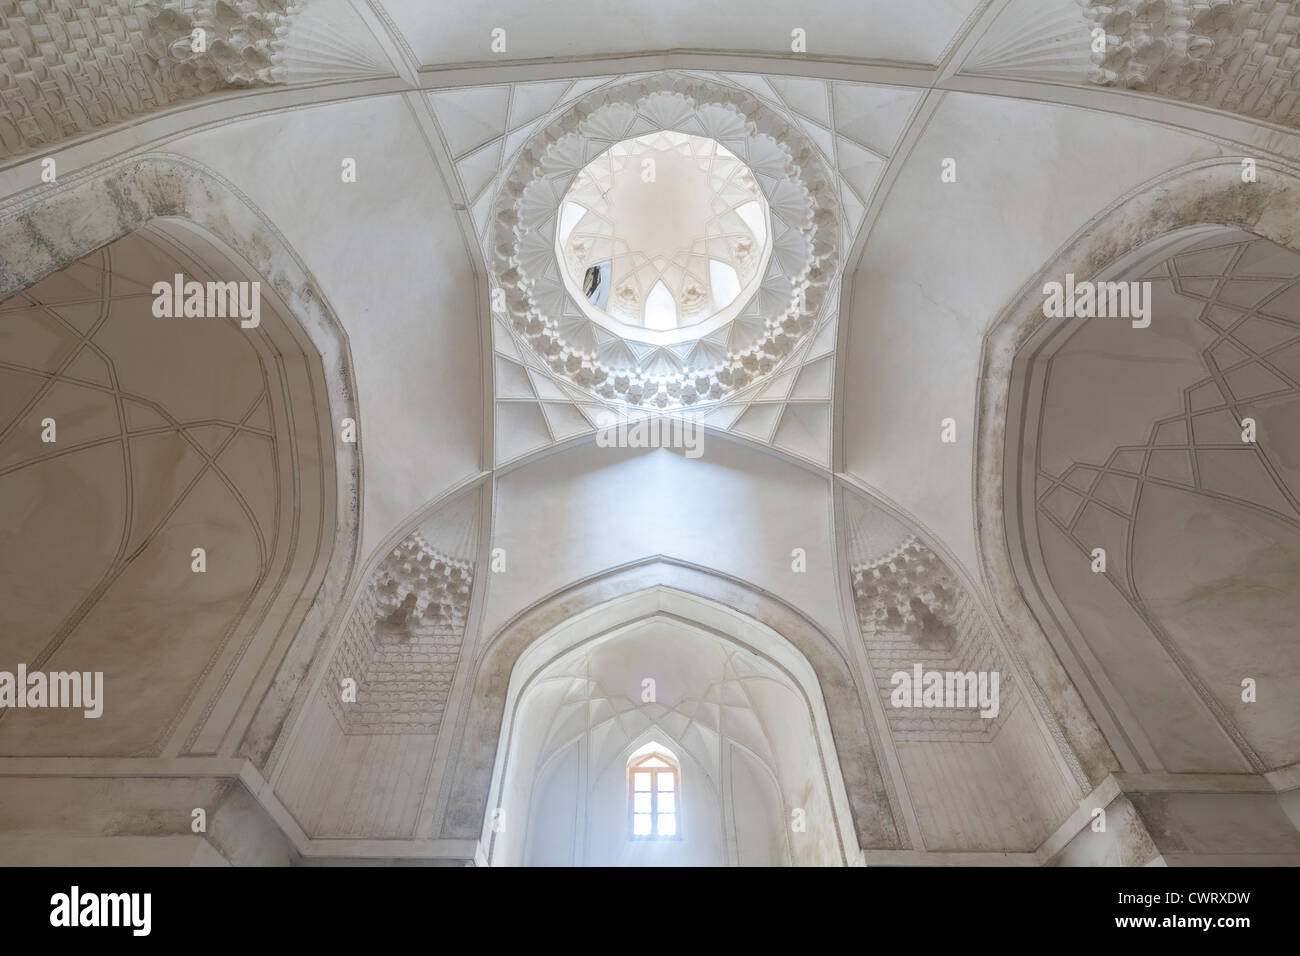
[0,238,276,671]
[429,72,922,468]
[1036,234,1300,598]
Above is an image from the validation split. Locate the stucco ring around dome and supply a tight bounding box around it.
[491,73,842,408]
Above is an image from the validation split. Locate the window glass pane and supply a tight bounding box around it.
[737,200,767,244]
[630,746,682,839]
[557,202,587,245]
[645,280,677,331]
[709,259,741,311]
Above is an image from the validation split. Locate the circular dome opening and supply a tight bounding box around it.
[555,130,773,346]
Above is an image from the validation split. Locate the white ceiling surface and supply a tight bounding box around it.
[278,0,400,85]
[499,617,845,866]
[841,91,1228,583]
[480,441,844,646]
[155,24,1245,600]
[165,95,484,558]
[426,72,922,467]
[1033,230,1300,772]
[379,0,984,67]
[961,0,1097,84]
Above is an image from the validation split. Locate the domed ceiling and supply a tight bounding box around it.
[427,70,922,466]
[556,130,772,340]
[3,0,1300,870]
[491,74,841,414]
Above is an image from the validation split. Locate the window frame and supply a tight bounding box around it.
[627,753,681,841]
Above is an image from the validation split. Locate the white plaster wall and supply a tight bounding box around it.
[842,93,1227,591]
[379,0,981,66]
[166,94,484,559]
[0,227,334,758]
[495,618,843,866]
[481,439,842,643]
[1026,229,1300,772]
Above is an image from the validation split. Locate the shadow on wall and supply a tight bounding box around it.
[0,222,337,760]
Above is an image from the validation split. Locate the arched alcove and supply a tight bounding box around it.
[0,219,335,761]
[1005,224,1300,775]
[437,559,902,862]
[0,157,361,767]
[484,587,859,866]
[271,480,485,839]
[975,158,1300,788]
[977,160,1300,862]
[838,485,1084,851]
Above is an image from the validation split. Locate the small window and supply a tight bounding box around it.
[582,261,611,309]
[628,751,680,839]
[709,258,741,311]
[643,279,677,330]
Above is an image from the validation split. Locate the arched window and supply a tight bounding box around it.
[628,747,680,839]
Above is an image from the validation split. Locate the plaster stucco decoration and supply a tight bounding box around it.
[555,130,773,340]
[1018,227,1300,775]
[323,487,479,737]
[844,496,1018,741]
[433,71,916,466]
[976,158,1300,788]
[965,0,1300,129]
[853,536,962,648]
[491,72,842,411]
[0,0,295,159]
[1081,0,1300,127]
[0,0,395,160]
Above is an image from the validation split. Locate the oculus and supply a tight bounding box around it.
[556,130,772,342]
[492,73,842,408]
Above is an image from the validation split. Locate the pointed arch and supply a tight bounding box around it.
[434,557,905,864]
[0,154,362,768]
[976,158,1300,784]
